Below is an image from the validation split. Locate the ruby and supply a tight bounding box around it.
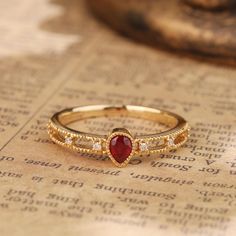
[109,135,132,163]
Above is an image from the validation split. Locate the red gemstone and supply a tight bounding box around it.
[109,135,132,163]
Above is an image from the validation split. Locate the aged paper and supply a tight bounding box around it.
[0,1,236,236]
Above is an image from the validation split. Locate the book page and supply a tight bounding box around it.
[0,1,236,236]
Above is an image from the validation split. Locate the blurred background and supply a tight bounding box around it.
[0,1,236,236]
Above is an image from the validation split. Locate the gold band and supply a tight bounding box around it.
[47,105,190,167]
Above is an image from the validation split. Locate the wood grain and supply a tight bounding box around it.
[87,0,236,63]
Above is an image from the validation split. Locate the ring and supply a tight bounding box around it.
[47,105,190,167]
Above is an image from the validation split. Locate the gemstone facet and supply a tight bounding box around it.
[109,135,132,163]
[93,141,102,151]
[167,137,175,146]
[139,142,148,151]
[65,137,73,145]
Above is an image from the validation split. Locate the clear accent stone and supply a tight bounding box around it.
[65,137,73,145]
[93,141,102,151]
[139,142,148,151]
[168,137,175,146]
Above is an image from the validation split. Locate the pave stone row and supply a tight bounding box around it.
[47,121,106,154]
[47,121,190,155]
[136,124,190,154]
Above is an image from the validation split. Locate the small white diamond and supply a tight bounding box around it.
[65,137,73,145]
[139,142,148,151]
[93,141,102,151]
[168,137,175,146]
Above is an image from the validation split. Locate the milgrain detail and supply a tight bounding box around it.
[47,105,190,167]
[47,122,107,155]
[47,120,190,166]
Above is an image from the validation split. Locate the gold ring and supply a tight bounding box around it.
[47,105,190,167]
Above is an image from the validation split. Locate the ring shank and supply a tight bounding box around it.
[52,105,186,138]
[48,105,189,158]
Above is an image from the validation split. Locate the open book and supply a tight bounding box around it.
[0,0,235,235]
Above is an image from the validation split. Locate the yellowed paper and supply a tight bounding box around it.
[0,1,236,236]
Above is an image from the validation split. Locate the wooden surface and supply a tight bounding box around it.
[185,0,236,9]
[88,0,236,63]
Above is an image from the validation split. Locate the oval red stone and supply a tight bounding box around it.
[109,135,132,163]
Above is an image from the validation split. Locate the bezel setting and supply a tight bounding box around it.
[106,128,135,167]
[47,105,190,168]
